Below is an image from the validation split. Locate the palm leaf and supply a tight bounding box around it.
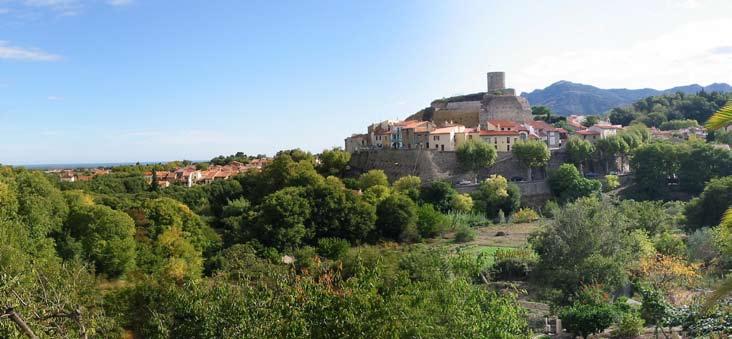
[706,100,732,130]
[703,208,732,311]
[704,277,732,311]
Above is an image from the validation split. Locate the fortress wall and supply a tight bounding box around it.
[349,148,569,184]
[432,109,480,127]
[445,101,482,110]
[350,149,568,207]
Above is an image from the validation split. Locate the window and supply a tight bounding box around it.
[507,145,510,151]
[506,137,510,143]
[468,135,472,140]
[514,138,518,143]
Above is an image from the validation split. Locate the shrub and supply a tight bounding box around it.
[491,248,538,280]
[317,237,350,260]
[604,174,620,192]
[416,204,448,238]
[560,302,616,338]
[687,228,718,263]
[653,232,686,258]
[512,208,539,223]
[612,311,645,338]
[454,226,476,243]
[542,200,560,218]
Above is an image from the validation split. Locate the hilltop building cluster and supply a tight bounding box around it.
[144,159,270,188]
[345,72,632,154]
[50,158,271,188]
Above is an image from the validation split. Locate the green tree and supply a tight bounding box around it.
[531,197,636,296]
[419,180,458,213]
[547,164,601,204]
[511,140,550,181]
[684,176,732,230]
[416,204,448,238]
[305,180,377,243]
[456,139,497,182]
[582,116,599,127]
[594,135,628,174]
[60,191,137,277]
[677,141,732,194]
[609,107,639,126]
[150,167,160,192]
[376,194,417,241]
[317,147,351,177]
[471,175,521,218]
[358,169,389,190]
[392,175,421,201]
[565,137,595,174]
[630,142,682,200]
[254,187,312,249]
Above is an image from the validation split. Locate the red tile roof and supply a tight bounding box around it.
[480,130,520,136]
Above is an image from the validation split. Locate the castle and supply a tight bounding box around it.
[409,72,533,128]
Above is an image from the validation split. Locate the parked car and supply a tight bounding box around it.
[457,179,473,186]
[510,176,524,182]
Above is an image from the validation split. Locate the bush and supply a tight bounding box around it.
[416,204,448,238]
[512,208,539,223]
[317,237,350,260]
[653,232,686,258]
[454,226,476,243]
[604,174,620,192]
[542,200,560,218]
[560,302,617,338]
[612,311,645,338]
[491,248,538,280]
[687,228,718,263]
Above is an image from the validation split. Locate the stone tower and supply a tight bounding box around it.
[487,72,506,93]
[479,71,532,124]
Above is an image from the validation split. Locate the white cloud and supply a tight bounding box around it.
[515,19,732,91]
[22,0,81,15]
[0,41,61,61]
[47,95,63,100]
[106,0,132,6]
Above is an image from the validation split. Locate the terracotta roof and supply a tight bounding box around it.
[487,119,520,127]
[480,130,520,136]
[528,120,559,131]
[593,124,623,129]
[432,126,463,134]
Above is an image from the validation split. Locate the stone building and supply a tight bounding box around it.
[478,72,533,125]
[409,72,533,128]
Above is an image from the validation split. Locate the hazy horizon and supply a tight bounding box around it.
[1,0,731,164]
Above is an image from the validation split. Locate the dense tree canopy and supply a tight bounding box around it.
[512,140,550,181]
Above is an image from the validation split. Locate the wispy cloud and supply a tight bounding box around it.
[0,41,61,61]
[0,8,10,14]
[23,0,81,15]
[47,95,63,100]
[106,0,132,6]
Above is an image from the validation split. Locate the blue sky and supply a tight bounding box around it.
[1,0,731,164]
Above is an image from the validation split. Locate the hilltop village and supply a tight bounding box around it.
[345,72,723,161]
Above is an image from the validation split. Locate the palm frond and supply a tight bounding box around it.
[704,277,732,311]
[722,207,732,227]
[706,100,732,130]
[703,208,732,312]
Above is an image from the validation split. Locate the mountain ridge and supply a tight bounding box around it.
[521,81,732,116]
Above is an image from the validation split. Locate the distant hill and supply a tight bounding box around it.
[521,81,732,116]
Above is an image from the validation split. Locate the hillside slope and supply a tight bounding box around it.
[521,81,732,116]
